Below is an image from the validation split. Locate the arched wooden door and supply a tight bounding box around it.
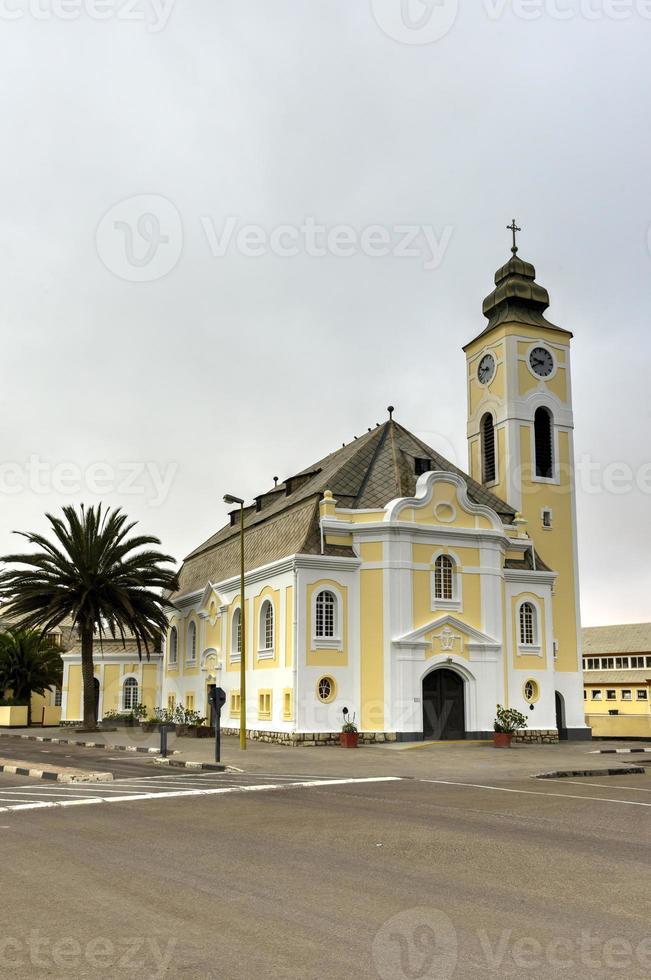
[422,669,465,740]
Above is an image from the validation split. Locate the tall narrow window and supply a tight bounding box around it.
[534,407,553,478]
[260,600,274,652]
[54,686,62,707]
[315,590,336,638]
[481,412,496,484]
[519,602,536,646]
[232,608,242,655]
[123,677,139,710]
[186,622,197,663]
[434,555,454,600]
[168,626,178,665]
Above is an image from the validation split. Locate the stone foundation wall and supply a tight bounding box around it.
[219,728,398,746]
[513,729,559,744]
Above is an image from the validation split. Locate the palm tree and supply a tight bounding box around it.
[0,504,179,730]
[0,628,63,726]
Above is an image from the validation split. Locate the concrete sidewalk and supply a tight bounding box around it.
[1,726,647,782]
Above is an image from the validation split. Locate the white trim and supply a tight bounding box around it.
[385,470,504,532]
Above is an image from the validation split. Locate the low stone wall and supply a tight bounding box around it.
[513,729,559,744]
[219,728,398,746]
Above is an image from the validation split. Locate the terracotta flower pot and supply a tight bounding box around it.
[340,731,359,748]
[493,732,513,748]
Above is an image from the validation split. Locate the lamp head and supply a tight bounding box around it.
[223,493,244,506]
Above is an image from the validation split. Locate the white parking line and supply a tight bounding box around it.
[0,776,401,813]
[543,779,651,794]
[419,779,651,808]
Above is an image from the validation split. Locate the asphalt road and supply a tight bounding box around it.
[0,735,161,779]
[1,761,650,980]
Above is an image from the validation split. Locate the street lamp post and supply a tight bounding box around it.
[223,493,246,750]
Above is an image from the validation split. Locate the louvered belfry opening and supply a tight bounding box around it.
[481,412,496,484]
[534,407,553,478]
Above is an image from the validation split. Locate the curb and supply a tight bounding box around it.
[0,732,178,755]
[590,748,651,755]
[0,762,113,783]
[153,758,226,772]
[535,766,645,779]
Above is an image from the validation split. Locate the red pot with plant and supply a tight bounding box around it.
[340,709,358,748]
[493,705,527,748]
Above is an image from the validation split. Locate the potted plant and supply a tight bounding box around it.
[340,711,359,748]
[493,704,527,748]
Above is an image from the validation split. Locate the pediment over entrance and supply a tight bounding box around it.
[393,614,500,661]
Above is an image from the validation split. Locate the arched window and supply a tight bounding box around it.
[315,590,336,638]
[232,608,242,655]
[519,602,537,646]
[123,677,138,711]
[186,622,197,663]
[481,412,496,484]
[260,600,274,652]
[434,555,454,600]
[168,626,178,665]
[534,407,553,479]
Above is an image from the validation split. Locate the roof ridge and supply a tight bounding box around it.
[353,422,391,504]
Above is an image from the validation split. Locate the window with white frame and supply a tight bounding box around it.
[123,677,139,711]
[622,689,632,701]
[259,600,274,655]
[168,626,178,666]
[186,621,197,663]
[542,508,553,529]
[53,686,62,707]
[606,690,617,701]
[315,590,336,639]
[434,555,454,601]
[636,689,648,701]
[232,608,242,657]
[591,689,602,700]
[519,602,537,647]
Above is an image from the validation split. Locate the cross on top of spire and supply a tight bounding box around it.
[507,218,521,255]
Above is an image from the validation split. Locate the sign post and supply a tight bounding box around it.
[207,685,227,763]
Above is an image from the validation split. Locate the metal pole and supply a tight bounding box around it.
[160,724,167,759]
[215,705,221,763]
[239,502,246,750]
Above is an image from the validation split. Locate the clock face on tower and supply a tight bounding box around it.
[529,346,554,378]
[477,353,495,385]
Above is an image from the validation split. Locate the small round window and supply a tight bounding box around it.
[317,676,336,703]
[524,680,539,703]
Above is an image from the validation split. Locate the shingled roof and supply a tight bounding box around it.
[582,623,651,656]
[174,419,518,599]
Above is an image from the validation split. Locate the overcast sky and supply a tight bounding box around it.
[1,0,649,627]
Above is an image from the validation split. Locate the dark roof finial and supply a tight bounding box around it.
[387,405,395,420]
[273,476,278,487]
[507,218,521,255]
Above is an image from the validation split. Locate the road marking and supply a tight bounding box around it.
[0,776,401,813]
[419,779,651,808]
[542,779,651,794]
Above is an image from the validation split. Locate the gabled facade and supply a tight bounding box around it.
[161,246,589,743]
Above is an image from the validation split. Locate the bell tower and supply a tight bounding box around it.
[463,224,582,685]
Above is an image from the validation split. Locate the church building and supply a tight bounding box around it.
[162,237,589,743]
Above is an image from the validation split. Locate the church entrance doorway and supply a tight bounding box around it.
[422,669,465,740]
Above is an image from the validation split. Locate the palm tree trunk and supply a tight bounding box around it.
[27,698,31,727]
[80,623,96,730]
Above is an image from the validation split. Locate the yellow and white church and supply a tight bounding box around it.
[160,240,588,743]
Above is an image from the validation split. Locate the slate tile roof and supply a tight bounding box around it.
[582,623,651,656]
[174,419,518,599]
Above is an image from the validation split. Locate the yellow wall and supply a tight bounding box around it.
[360,568,384,731]
[586,712,651,738]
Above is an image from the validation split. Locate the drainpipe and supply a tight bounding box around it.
[293,566,299,737]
